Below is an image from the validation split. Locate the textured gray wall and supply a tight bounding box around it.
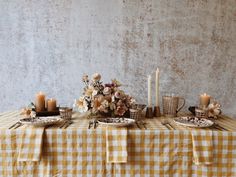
[0,0,236,117]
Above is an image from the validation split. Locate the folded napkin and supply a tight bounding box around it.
[18,127,45,162]
[106,126,128,163]
[191,130,213,165]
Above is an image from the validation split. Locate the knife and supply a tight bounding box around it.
[9,122,20,129]
[94,120,98,129]
[88,121,93,129]
[167,123,175,130]
[136,121,141,129]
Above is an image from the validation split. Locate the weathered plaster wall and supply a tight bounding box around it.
[0,0,236,117]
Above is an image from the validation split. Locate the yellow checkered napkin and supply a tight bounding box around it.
[191,130,213,165]
[18,127,45,162]
[106,126,128,163]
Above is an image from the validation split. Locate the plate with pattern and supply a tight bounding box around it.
[174,116,214,128]
[97,118,135,127]
[20,116,63,127]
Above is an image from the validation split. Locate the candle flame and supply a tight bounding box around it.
[38,91,44,95]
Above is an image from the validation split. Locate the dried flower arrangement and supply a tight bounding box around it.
[76,73,135,117]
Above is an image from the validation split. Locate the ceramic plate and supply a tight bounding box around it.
[174,116,214,128]
[20,116,63,127]
[97,118,135,127]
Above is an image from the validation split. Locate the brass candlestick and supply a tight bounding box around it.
[153,106,161,117]
[146,107,153,118]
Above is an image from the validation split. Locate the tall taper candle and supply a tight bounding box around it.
[155,68,159,107]
[148,75,152,107]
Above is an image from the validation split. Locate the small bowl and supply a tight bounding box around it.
[59,107,73,120]
[129,104,146,120]
[131,104,146,110]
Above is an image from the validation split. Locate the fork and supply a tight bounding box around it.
[14,123,23,129]
[63,121,73,129]
[93,120,99,129]
[161,120,175,130]
[60,120,69,128]
[214,123,229,131]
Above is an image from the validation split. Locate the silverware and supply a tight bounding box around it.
[161,121,171,130]
[63,121,73,129]
[60,120,68,128]
[93,120,99,129]
[93,120,97,129]
[140,120,147,129]
[136,121,141,129]
[213,126,223,131]
[9,122,21,129]
[161,120,175,130]
[14,123,23,129]
[168,122,175,130]
[214,123,228,131]
[88,121,93,129]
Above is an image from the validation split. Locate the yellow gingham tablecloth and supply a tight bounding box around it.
[0,111,236,176]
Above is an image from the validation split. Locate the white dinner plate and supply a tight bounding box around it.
[174,116,214,128]
[97,118,135,127]
[20,116,63,127]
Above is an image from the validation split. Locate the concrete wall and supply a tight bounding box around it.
[0,0,235,117]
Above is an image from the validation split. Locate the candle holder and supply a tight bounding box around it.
[146,107,153,118]
[195,107,208,119]
[35,107,60,117]
[153,106,161,117]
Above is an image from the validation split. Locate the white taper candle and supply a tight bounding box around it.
[155,68,159,107]
[148,75,152,107]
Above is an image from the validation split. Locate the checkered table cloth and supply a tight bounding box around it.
[0,111,236,176]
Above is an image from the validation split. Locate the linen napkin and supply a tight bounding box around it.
[106,126,128,163]
[191,130,213,165]
[18,127,45,162]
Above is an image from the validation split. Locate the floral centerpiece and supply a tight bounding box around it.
[76,73,135,117]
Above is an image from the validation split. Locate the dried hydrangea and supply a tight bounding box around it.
[77,73,135,116]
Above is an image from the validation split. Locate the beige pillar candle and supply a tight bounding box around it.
[47,98,57,111]
[35,92,46,112]
[45,99,48,109]
[200,93,211,108]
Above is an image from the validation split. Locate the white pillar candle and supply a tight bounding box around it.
[155,68,159,107]
[148,75,152,107]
